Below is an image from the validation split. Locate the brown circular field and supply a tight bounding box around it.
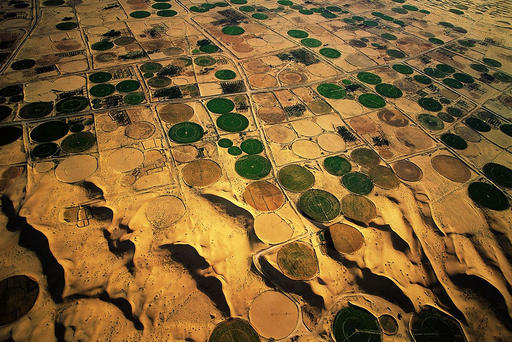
[369,165,400,189]
[55,155,97,183]
[106,147,145,172]
[243,180,285,211]
[279,71,307,85]
[244,60,270,73]
[265,125,296,144]
[392,160,423,182]
[395,127,434,151]
[341,194,377,223]
[172,145,198,163]
[182,159,222,187]
[145,195,186,228]
[257,106,286,124]
[454,126,481,143]
[329,223,365,254]
[431,155,471,183]
[248,73,278,88]
[254,213,293,244]
[307,100,331,114]
[377,108,409,127]
[159,103,194,124]
[0,275,39,326]
[277,241,319,280]
[249,291,299,339]
[349,116,377,135]
[125,121,155,140]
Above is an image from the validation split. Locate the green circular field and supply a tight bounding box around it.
[56,96,89,113]
[351,148,380,167]
[342,172,374,195]
[194,56,216,66]
[386,49,406,58]
[424,67,446,78]
[299,9,313,14]
[381,33,397,40]
[298,189,340,222]
[130,11,151,18]
[392,64,413,74]
[277,241,318,280]
[116,80,140,92]
[418,114,445,130]
[147,76,172,88]
[89,71,112,83]
[240,138,263,154]
[494,72,512,83]
[11,59,35,70]
[216,113,249,132]
[0,106,12,121]
[470,63,488,72]
[61,131,96,153]
[411,307,466,342]
[234,155,271,180]
[447,107,463,117]
[436,64,455,74]
[200,44,220,53]
[482,58,502,68]
[91,41,114,51]
[207,98,235,114]
[19,102,53,119]
[358,94,386,108]
[90,83,115,97]
[465,117,490,132]
[215,70,236,80]
[56,22,78,30]
[357,72,382,85]
[168,122,204,143]
[208,318,259,342]
[317,83,346,99]
[375,83,403,98]
[500,124,512,137]
[443,78,463,89]
[418,98,442,111]
[124,92,145,105]
[252,13,268,19]
[157,9,177,16]
[441,133,467,150]
[363,20,378,26]
[0,126,22,146]
[32,142,59,159]
[30,121,69,142]
[453,73,474,84]
[468,182,509,211]
[414,75,433,85]
[332,306,382,342]
[483,163,512,188]
[141,62,162,73]
[369,165,400,189]
[239,5,255,11]
[438,112,454,123]
[301,38,322,47]
[152,3,171,9]
[429,37,444,45]
[278,164,315,192]
[287,29,308,38]
[222,25,245,35]
[218,138,233,148]
[324,156,351,176]
[228,146,242,155]
[320,48,341,58]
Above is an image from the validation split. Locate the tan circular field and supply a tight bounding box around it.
[172,145,198,163]
[395,127,434,150]
[317,133,346,152]
[254,213,293,244]
[291,120,322,136]
[181,159,222,187]
[145,195,186,228]
[257,106,286,124]
[277,241,319,280]
[265,125,296,144]
[247,38,267,47]
[158,103,194,124]
[249,291,299,339]
[329,223,364,254]
[53,75,86,91]
[248,73,278,88]
[55,155,97,183]
[431,155,471,183]
[232,43,254,53]
[349,116,377,134]
[106,148,144,172]
[392,160,423,182]
[242,180,285,211]
[292,140,322,159]
[244,60,270,73]
[125,121,155,140]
